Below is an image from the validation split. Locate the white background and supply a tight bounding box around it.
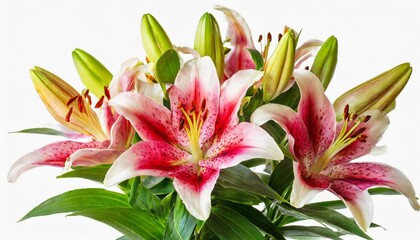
[1,0,419,239]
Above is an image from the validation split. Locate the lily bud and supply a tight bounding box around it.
[310,35,338,89]
[141,14,173,63]
[262,30,296,102]
[72,48,112,98]
[194,12,224,80]
[334,63,412,120]
[30,66,107,140]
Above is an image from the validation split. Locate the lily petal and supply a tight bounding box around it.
[294,39,323,69]
[251,103,313,166]
[329,180,374,231]
[108,115,134,149]
[294,69,336,158]
[65,148,124,169]
[201,122,283,169]
[331,110,390,165]
[290,162,329,208]
[215,5,256,79]
[104,141,190,186]
[169,57,219,147]
[173,166,220,221]
[329,162,420,211]
[8,140,103,182]
[216,69,263,135]
[109,92,175,143]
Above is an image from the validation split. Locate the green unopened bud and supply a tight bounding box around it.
[334,63,412,120]
[141,14,173,63]
[262,30,296,102]
[194,13,224,80]
[72,48,112,98]
[310,36,338,89]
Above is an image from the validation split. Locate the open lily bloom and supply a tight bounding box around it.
[251,69,420,231]
[8,64,135,182]
[104,57,283,220]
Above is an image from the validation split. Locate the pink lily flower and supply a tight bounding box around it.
[8,64,136,182]
[215,5,256,80]
[104,57,283,220]
[251,69,420,231]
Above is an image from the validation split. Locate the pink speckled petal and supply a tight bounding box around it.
[173,166,220,221]
[108,115,134,150]
[109,92,175,143]
[216,69,263,135]
[104,141,190,186]
[294,39,323,69]
[100,102,118,137]
[331,110,389,165]
[169,57,219,148]
[201,122,283,169]
[294,69,336,158]
[7,140,103,182]
[215,5,255,79]
[329,180,373,231]
[251,103,314,166]
[66,148,124,168]
[290,162,330,208]
[329,162,420,211]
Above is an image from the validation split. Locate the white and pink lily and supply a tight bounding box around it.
[7,63,137,182]
[251,69,420,231]
[104,57,283,220]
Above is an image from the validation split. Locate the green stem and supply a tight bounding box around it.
[129,176,141,206]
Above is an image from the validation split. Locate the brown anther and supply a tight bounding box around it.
[201,99,207,111]
[77,96,86,113]
[363,115,371,123]
[278,33,283,42]
[179,118,185,131]
[351,113,358,121]
[86,94,92,105]
[145,56,151,63]
[83,89,90,97]
[95,96,105,108]
[267,32,272,42]
[343,104,350,120]
[66,96,79,106]
[202,109,209,121]
[83,90,92,105]
[258,34,263,43]
[350,127,367,138]
[104,86,111,100]
[358,134,368,142]
[65,107,73,122]
[305,66,309,70]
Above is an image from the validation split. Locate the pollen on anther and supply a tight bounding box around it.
[65,107,73,122]
[104,86,111,100]
[343,104,350,120]
[258,34,263,43]
[95,96,105,108]
[66,96,78,106]
[363,115,371,123]
[278,33,283,42]
[267,32,272,42]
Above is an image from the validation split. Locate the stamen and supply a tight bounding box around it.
[343,104,350,120]
[258,34,263,43]
[278,33,283,42]
[65,107,73,122]
[363,115,371,123]
[267,32,272,42]
[95,96,105,108]
[86,94,92,105]
[145,56,150,63]
[201,99,206,111]
[66,96,78,106]
[77,96,85,113]
[179,118,185,131]
[350,127,366,138]
[104,86,111,100]
[351,113,358,121]
[304,66,309,70]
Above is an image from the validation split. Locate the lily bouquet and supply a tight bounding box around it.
[8,5,419,240]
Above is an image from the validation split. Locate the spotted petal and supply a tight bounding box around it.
[216,69,263,135]
[251,103,313,166]
[201,122,283,169]
[173,166,220,221]
[169,57,219,148]
[294,69,336,158]
[8,140,103,182]
[109,92,175,143]
[104,141,190,186]
[329,162,420,211]
[329,180,374,231]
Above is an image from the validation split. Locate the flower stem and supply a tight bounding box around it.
[129,176,141,206]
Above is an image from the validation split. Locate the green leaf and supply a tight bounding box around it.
[131,181,169,217]
[206,205,264,240]
[155,49,180,84]
[164,197,197,240]
[213,184,262,205]
[275,203,372,239]
[279,225,343,240]
[148,178,175,195]
[268,157,294,198]
[57,164,111,182]
[10,127,67,136]
[247,48,264,70]
[116,236,131,240]
[368,187,400,195]
[218,165,284,202]
[222,202,285,240]
[271,82,300,110]
[70,207,165,240]
[20,188,129,221]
